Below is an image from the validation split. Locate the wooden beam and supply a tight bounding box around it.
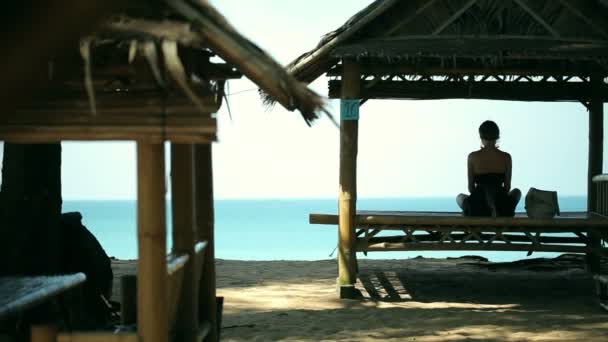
[137,142,168,342]
[362,234,588,245]
[328,79,608,102]
[327,63,606,78]
[587,75,604,273]
[57,333,137,342]
[171,144,198,342]
[331,37,608,59]
[194,144,217,342]
[432,0,478,35]
[359,242,597,254]
[338,60,360,299]
[513,0,560,38]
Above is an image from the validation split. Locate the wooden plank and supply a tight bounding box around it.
[328,79,608,102]
[310,211,608,228]
[136,142,168,342]
[0,106,217,143]
[362,234,588,245]
[359,243,597,254]
[338,60,360,299]
[57,333,138,342]
[0,127,216,143]
[194,144,217,342]
[0,274,86,319]
[170,143,198,342]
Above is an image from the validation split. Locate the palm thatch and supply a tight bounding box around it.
[1,0,326,126]
[264,0,608,106]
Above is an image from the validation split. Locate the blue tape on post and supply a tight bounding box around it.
[340,99,360,121]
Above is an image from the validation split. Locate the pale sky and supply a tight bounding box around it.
[2,0,606,199]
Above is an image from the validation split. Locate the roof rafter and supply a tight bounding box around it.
[558,0,608,40]
[513,0,561,38]
[385,0,440,36]
[433,0,479,35]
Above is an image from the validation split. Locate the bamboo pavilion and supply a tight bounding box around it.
[272,0,608,298]
[0,1,325,342]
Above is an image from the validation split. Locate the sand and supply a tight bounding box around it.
[112,256,608,342]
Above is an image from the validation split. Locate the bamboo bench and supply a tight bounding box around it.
[0,273,86,320]
[310,211,608,255]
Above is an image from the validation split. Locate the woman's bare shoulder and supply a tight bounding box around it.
[468,149,483,159]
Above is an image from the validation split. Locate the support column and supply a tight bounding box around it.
[137,142,168,342]
[338,60,360,299]
[171,144,197,342]
[588,75,604,273]
[195,144,217,342]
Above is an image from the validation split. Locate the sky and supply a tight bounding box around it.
[1,0,607,200]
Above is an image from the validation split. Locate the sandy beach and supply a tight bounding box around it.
[112,255,608,342]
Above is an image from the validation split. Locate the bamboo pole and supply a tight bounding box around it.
[137,142,168,342]
[338,60,360,299]
[171,143,198,342]
[587,75,604,273]
[31,325,57,342]
[194,144,217,342]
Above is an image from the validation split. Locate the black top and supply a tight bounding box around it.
[463,173,516,217]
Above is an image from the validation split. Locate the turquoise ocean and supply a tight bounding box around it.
[63,196,587,262]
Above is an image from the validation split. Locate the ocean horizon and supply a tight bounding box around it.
[63,196,587,262]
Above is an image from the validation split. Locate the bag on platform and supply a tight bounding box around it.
[525,187,560,218]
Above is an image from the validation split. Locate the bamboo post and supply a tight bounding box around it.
[31,325,57,342]
[587,75,604,273]
[170,143,198,342]
[136,142,168,342]
[338,60,361,299]
[194,144,218,342]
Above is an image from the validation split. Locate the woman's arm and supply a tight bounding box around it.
[504,153,512,191]
[467,153,475,193]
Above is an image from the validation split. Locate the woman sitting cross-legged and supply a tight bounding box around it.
[456,120,521,217]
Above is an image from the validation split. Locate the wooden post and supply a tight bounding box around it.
[338,60,361,299]
[136,142,168,342]
[194,144,218,342]
[0,143,62,274]
[31,325,57,342]
[171,143,198,342]
[587,76,604,273]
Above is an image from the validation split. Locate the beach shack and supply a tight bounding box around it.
[276,0,608,298]
[0,1,324,341]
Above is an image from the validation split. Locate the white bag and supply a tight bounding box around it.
[525,187,560,219]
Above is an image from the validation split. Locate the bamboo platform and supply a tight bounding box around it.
[0,273,86,319]
[310,211,608,255]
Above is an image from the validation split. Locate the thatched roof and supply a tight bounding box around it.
[283,0,608,87]
[2,0,326,125]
